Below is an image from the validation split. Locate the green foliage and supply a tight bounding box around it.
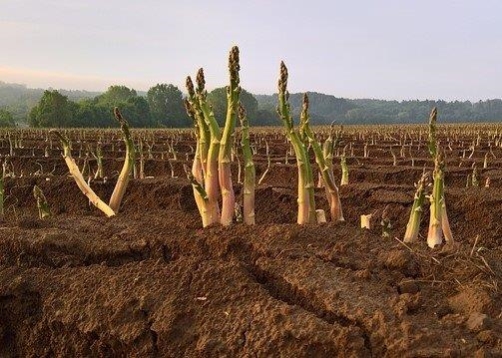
[255,108,277,126]
[73,99,111,127]
[119,96,152,127]
[29,90,74,127]
[93,86,152,127]
[208,87,258,126]
[256,92,354,124]
[0,81,98,124]
[147,84,189,127]
[96,85,137,105]
[256,94,502,125]
[28,85,156,128]
[0,108,16,127]
[5,79,502,127]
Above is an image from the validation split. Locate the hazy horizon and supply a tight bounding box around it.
[2,0,501,101]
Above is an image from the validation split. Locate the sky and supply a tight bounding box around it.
[1,0,501,101]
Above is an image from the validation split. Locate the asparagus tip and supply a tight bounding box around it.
[196,68,205,92]
[278,61,288,93]
[186,76,195,96]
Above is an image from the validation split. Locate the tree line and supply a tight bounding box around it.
[26,84,261,128]
[2,80,502,127]
[255,93,502,125]
[28,85,189,128]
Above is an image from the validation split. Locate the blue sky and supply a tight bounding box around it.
[1,0,501,100]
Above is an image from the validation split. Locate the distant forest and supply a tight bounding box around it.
[1,80,502,128]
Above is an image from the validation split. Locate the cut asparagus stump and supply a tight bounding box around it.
[33,185,51,219]
[51,130,116,217]
[277,62,316,224]
[403,172,428,243]
[426,107,454,248]
[108,108,135,213]
[218,46,241,226]
[51,108,135,218]
[301,94,344,222]
[238,104,256,225]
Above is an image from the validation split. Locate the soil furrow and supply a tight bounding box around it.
[247,260,375,355]
[251,254,471,356]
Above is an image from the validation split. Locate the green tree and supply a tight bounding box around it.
[120,96,153,127]
[255,107,276,126]
[97,85,137,105]
[74,99,111,127]
[0,108,15,127]
[29,90,74,127]
[147,83,189,127]
[93,85,152,127]
[207,87,258,126]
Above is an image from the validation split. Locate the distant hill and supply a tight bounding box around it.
[255,92,356,124]
[255,93,502,124]
[0,81,101,123]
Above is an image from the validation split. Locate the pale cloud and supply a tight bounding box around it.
[0,20,40,33]
[1,0,501,100]
[0,66,151,91]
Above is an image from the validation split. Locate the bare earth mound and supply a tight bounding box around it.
[1,127,502,356]
[0,179,501,357]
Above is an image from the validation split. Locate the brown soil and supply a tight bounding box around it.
[1,127,502,357]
